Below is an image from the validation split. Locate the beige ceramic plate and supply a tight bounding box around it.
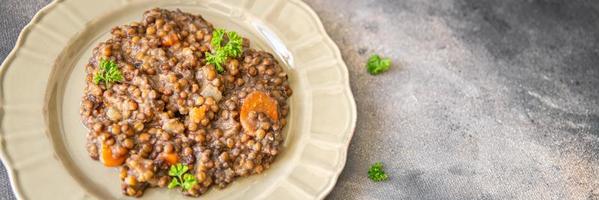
[0,0,356,199]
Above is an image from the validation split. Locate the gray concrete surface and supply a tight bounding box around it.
[1,0,599,199]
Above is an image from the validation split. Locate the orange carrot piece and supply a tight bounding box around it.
[163,153,179,165]
[240,91,278,133]
[100,143,126,167]
[161,33,179,46]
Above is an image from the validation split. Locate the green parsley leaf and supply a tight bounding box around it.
[93,58,123,85]
[179,164,189,174]
[167,163,197,191]
[168,163,187,176]
[168,178,180,189]
[181,174,198,190]
[366,54,391,75]
[206,50,227,73]
[211,29,225,48]
[368,162,389,182]
[205,28,244,73]
[223,31,243,58]
[183,173,196,182]
[168,164,179,177]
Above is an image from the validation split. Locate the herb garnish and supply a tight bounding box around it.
[222,31,243,58]
[206,49,227,73]
[93,58,123,85]
[366,54,391,75]
[368,162,389,182]
[206,28,244,73]
[168,163,198,191]
[210,29,226,48]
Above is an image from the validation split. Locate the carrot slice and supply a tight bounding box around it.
[240,91,278,133]
[100,143,126,167]
[163,153,179,165]
[161,32,179,46]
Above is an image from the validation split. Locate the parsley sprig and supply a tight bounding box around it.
[206,28,244,73]
[168,163,198,191]
[222,31,243,57]
[366,54,391,75]
[368,162,389,182]
[206,49,227,73]
[93,58,123,85]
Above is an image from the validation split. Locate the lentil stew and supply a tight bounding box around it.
[80,8,292,197]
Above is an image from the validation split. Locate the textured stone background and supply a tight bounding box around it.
[1,0,599,199]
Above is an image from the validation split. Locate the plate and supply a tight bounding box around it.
[0,0,356,199]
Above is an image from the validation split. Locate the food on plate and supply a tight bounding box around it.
[80,8,292,197]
